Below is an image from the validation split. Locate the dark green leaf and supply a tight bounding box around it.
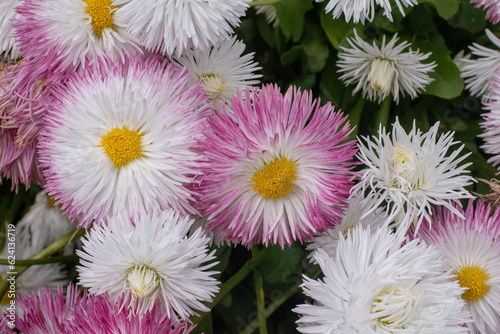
[260,243,303,284]
[420,0,460,19]
[449,0,487,34]
[303,39,330,73]
[274,0,313,42]
[320,12,362,49]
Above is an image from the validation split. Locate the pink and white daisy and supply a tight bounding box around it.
[317,0,418,23]
[195,84,357,247]
[480,71,500,168]
[13,0,141,71]
[353,118,474,231]
[14,284,193,334]
[77,210,219,319]
[294,226,471,333]
[39,56,209,228]
[0,0,21,60]
[418,201,500,334]
[115,0,249,56]
[471,0,500,24]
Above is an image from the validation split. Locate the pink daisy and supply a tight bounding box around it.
[194,84,357,247]
[14,284,193,334]
[39,56,209,228]
[418,200,500,334]
[471,0,500,24]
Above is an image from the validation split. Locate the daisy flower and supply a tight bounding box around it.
[471,0,500,24]
[77,210,219,319]
[16,190,76,256]
[0,0,21,60]
[418,201,500,334]
[480,71,500,168]
[39,56,209,228]
[114,0,249,56]
[352,118,474,230]
[14,284,193,334]
[255,5,279,27]
[461,29,500,101]
[337,30,436,104]
[294,226,471,333]
[317,0,417,23]
[306,195,388,262]
[13,0,141,71]
[175,36,262,109]
[195,84,357,247]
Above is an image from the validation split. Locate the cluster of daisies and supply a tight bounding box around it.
[1,0,500,333]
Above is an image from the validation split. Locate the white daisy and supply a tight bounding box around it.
[255,5,279,27]
[480,70,500,168]
[114,0,249,56]
[39,56,210,228]
[461,29,500,101]
[317,0,418,23]
[352,118,474,231]
[337,30,436,104]
[175,36,262,109]
[306,196,388,262]
[14,0,141,71]
[77,209,220,319]
[15,190,76,256]
[294,226,471,333]
[0,0,21,60]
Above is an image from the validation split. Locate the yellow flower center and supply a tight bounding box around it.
[252,157,297,200]
[83,0,116,36]
[200,73,227,99]
[100,126,143,168]
[456,266,490,303]
[127,265,159,298]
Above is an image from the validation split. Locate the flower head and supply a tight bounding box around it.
[39,56,209,228]
[77,210,219,319]
[461,29,500,101]
[13,0,141,71]
[418,201,500,334]
[317,0,417,24]
[114,0,248,56]
[195,84,357,247]
[337,30,436,104]
[294,226,471,333]
[353,118,474,231]
[175,36,262,109]
[471,0,500,24]
[14,284,193,334]
[480,71,500,168]
[306,196,388,262]
[0,0,21,60]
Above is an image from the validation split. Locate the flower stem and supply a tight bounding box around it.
[191,246,273,325]
[375,95,391,129]
[0,227,85,300]
[248,0,280,6]
[0,254,79,266]
[347,98,365,142]
[240,266,322,334]
[252,246,268,334]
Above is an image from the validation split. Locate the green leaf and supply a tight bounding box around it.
[303,39,330,73]
[420,0,460,19]
[449,0,487,34]
[210,245,232,280]
[409,32,464,99]
[274,0,313,42]
[260,243,303,284]
[320,11,362,49]
[191,313,213,334]
[281,45,303,66]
